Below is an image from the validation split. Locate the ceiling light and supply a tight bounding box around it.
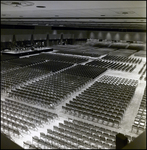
[116,11,135,14]
[36,6,46,8]
[11,2,21,5]
[122,12,128,14]
[2,14,10,16]
[1,1,34,7]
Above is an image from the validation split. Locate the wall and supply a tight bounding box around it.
[1,27,146,43]
[88,31,146,42]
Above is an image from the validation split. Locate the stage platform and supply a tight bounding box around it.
[1,47,53,57]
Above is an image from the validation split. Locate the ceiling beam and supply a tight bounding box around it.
[1,17,146,19]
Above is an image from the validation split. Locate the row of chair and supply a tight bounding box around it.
[23,118,136,149]
[56,50,101,57]
[102,55,142,64]
[8,72,91,108]
[28,60,73,72]
[1,67,52,93]
[138,63,146,74]
[1,56,49,74]
[1,123,21,138]
[131,87,146,134]
[1,59,75,94]
[139,64,146,80]
[86,59,136,72]
[23,141,42,149]
[30,53,88,64]
[1,99,58,139]
[97,75,138,86]
[62,77,137,128]
[1,53,90,94]
[3,99,58,119]
[61,65,107,79]
[1,61,21,73]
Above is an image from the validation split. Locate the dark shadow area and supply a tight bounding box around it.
[1,133,23,149]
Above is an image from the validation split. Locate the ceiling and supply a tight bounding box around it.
[1,1,146,30]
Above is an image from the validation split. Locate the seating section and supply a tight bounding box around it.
[30,53,88,63]
[23,118,136,149]
[1,61,21,73]
[138,63,146,80]
[97,75,138,86]
[134,50,146,57]
[1,99,58,138]
[7,65,106,108]
[86,59,136,72]
[63,76,138,128]
[55,46,115,57]
[1,56,46,73]
[1,54,19,62]
[7,73,90,108]
[27,60,73,72]
[127,43,146,50]
[108,49,137,57]
[1,43,145,149]
[109,42,128,49]
[61,65,107,79]
[131,87,146,134]
[102,55,142,64]
[56,50,101,57]
[1,53,88,73]
[91,41,111,47]
[5,56,46,67]
[1,61,73,94]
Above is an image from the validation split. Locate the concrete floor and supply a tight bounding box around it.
[1,50,146,149]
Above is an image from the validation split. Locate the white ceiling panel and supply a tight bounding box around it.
[1,1,146,30]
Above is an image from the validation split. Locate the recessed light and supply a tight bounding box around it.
[122,12,128,14]
[116,11,135,14]
[36,6,46,8]
[11,2,21,5]
[2,14,10,16]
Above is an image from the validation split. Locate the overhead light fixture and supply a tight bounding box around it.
[36,6,46,8]
[116,11,135,15]
[2,14,10,16]
[1,1,34,7]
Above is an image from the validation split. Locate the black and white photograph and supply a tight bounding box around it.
[1,1,146,149]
